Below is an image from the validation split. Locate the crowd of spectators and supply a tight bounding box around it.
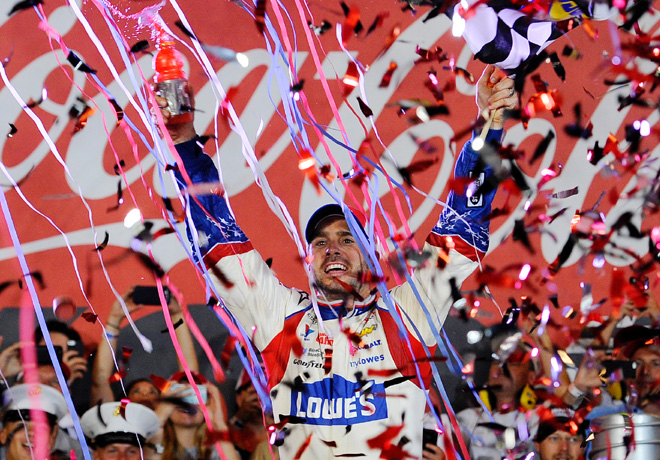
[0,285,658,460]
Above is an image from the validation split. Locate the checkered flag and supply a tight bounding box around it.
[460,0,566,71]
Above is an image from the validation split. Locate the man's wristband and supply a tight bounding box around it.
[568,383,586,400]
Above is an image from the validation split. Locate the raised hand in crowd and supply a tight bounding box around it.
[0,338,23,381]
[91,285,198,406]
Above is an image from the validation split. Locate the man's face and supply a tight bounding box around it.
[309,217,371,302]
[535,431,584,460]
[44,332,70,350]
[37,365,61,392]
[487,359,531,397]
[94,443,142,460]
[632,347,660,399]
[0,420,58,460]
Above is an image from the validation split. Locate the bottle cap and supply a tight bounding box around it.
[153,34,187,82]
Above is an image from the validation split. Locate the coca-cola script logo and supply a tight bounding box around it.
[0,0,658,344]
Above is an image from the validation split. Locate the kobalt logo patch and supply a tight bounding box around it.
[349,339,382,355]
[290,375,387,425]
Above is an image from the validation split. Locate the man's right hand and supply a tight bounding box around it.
[154,89,197,145]
[0,340,23,379]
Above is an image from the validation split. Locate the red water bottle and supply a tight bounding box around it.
[153,34,193,124]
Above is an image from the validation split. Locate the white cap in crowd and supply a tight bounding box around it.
[81,402,160,448]
[1,384,68,425]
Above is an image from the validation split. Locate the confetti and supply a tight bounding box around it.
[379,61,398,88]
[308,20,332,36]
[340,3,362,44]
[530,131,555,164]
[397,157,438,187]
[547,52,565,81]
[366,12,389,35]
[174,21,197,41]
[6,123,17,138]
[356,97,373,117]
[8,0,43,16]
[549,186,579,199]
[94,231,110,251]
[73,105,95,134]
[255,0,267,34]
[81,311,98,323]
[66,51,97,73]
[109,99,124,125]
[129,40,150,55]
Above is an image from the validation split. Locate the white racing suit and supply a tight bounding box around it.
[174,130,502,460]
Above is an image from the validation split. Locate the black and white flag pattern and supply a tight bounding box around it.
[461,0,565,71]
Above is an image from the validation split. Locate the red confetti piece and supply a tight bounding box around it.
[424,70,444,104]
[367,424,404,450]
[323,350,332,375]
[341,2,360,45]
[333,278,364,302]
[367,368,402,377]
[149,374,170,392]
[379,61,397,88]
[293,434,313,460]
[109,370,126,383]
[414,46,447,64]
[73,105,95,134]
[220,336,237,369]
[343,61,360,91]
[81,311,97,323]
[379,25,401,55]
[119,398,129,419]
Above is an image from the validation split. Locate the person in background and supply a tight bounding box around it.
[456,343,538,460]
[0,383,68,460]
[81,401,160,460]
[228,368,277,460]
[90,286,199,405]
[0,321,89,411]
[533,407,586,460]
[34,320,88,393]
[149,371,240,460]
[0,336,87,460]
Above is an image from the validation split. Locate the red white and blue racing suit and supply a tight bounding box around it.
[174,130,502,460]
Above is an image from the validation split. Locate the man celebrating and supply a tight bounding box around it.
[161,65,517,459]
[80,402,160,460]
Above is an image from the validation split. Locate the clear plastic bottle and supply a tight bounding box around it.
[152,34,193,124]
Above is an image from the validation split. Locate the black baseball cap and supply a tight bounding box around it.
[304,204,367,244]
[613,325,660,358]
